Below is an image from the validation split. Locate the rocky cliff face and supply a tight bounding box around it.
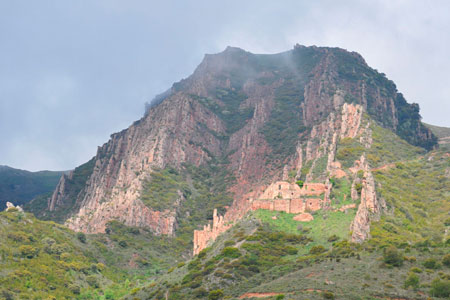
[48,45,436,248]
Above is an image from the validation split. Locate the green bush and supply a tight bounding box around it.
[221,247,241,258]
[404,272,419,289]
[193,287,208,298]
[86,275,99,288]
[68,284,81,295]
[7,231,30,242]
[442,254,450,267]
[423,258,439,269]
[383,246,403,267]
[76,232,87,243]
[410,267,423,273]
[354,183,363,195]
[296,180,304,188]
[19,245,39,258]
[327,235,339,242]
[208,289,224,300]
[322,291,335,299]
[276,294,285,300]
[430,278,450,298]
[309,245,326,255]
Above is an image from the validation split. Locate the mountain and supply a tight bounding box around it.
[44,45,435,236]
[16,45,449,299]
[0,165,63,210]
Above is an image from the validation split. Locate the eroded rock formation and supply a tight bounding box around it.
[350,155,386,242]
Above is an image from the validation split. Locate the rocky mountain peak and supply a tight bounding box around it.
[45,45,437,251]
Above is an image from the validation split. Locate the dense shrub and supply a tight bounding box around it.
[327,235,339,242]
[309,245,326,255]
[68,284,81,294]
[404,273,419,289]
[382,246,403,267]
[76,232,87,243]
[221,247,241,258]
[208,289,224,300]
[430,278,450,298]
[442,254,450,267]
[19,245,39,258]
[322,291,335,299]
[86,275,99,288]
[423,258,439,269]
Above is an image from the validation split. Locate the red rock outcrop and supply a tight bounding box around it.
[62,94,226,234]
[350,155,386,242]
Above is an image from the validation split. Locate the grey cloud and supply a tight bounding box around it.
[0,0,448,171]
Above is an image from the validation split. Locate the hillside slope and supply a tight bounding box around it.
[0,166,63,210]
[127,149,449,299]
[0,207,189,299]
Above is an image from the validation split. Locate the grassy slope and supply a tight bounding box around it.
[0,210,187,300]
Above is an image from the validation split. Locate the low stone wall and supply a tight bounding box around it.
[251,197,321,214]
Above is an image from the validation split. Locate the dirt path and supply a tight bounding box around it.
[239,292,288,298]
[371,163,396,172]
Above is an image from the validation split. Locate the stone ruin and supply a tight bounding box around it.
[192,180,330,255]
[193,208,232,255]
[250,181,328,214]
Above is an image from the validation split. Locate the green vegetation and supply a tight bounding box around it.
[141,167,189,211]
[260,47,325,164]
[0,210,139,299]
[370,153,449,246]
[382,246,403,267]
[335,137,365,168]
[261,78,308,163]
[140,162,235,250]
[296,180,304,188]
[254,209,355,250]
[192,88,253,135]
[335,119,424,169]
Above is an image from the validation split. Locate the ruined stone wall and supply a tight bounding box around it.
[193,209,232,255]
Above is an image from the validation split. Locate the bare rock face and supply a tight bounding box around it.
[64,95,224,233]
[49,172,70,211]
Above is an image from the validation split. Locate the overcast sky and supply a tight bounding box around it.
[1,0,449,171]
